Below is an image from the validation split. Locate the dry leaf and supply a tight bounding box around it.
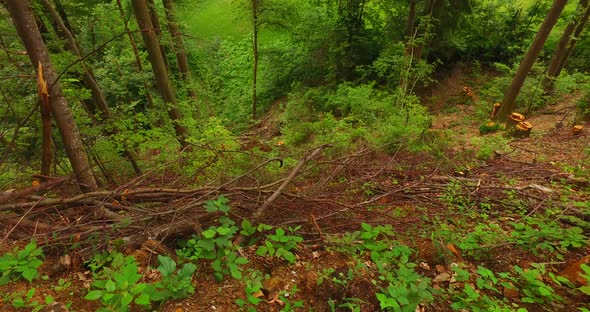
[59,254,71,267]
[432,272,451,283]
[560,255,590,286]
[419,262,431,271]
[446,243,461,258]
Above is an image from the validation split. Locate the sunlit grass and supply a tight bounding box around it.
[176,0,250,40]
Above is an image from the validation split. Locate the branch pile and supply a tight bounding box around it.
[1,146,586,257]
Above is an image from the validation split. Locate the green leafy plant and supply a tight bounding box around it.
[144,255,196,302]
[371,242,433,311]
[178,196,249,281]
[85,252,151,312]
[256,226,303,264]
[448,265,521,311]
[278,284,305,312]
[0,240,44,285]
[578,264,590,296]
[235,269,265,311]
[5,288,54,312]
[375,260,433,312]
[513,264,562,304]
[510,219,587,258]
[479,121,503,135]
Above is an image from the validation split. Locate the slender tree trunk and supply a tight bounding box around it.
[406,0,416,38]
[116,0,155,109]
[131,0,189,148]
[38,63,52,177]
[251,0,259,119]
[496,0,568,122]
[39,0,111,120]
[146,0,170,71]
[41,0,141,175]
[5,0,99,191]
[162,0,197,99]
[545,0,590,93]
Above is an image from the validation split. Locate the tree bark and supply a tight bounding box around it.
[162,0,197,99]
[115,0,155,109]
[496,0,568,122]
[251,0,259,119]
[545,0,590,92]
[5,0,99,192]
[146,0,170,71]
[131,0,189,149]
[38,63,52,177]
[41,0,141,175]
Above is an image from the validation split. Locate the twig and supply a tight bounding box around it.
[233,145,329,245]
[1,197,44,244]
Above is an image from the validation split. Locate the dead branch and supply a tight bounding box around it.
[0,176,67,203]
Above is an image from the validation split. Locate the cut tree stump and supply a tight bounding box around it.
[491,102,501,119]
[507,112,525,128]
[512,121,532,138]
[572,125,583,136]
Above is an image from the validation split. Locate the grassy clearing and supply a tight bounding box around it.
[177,0,250,40]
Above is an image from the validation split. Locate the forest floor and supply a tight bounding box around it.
[1,70,589,312]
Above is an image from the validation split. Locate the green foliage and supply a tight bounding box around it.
[450,1,544,64]
[440,180,472,208]
[578,264,590,296]
[4,287,54,312]
[0,241,44,285]
[85,252,151,312]
[513,264,561,304]
[375,247,433,312]
[144,255,197,301]
[256,226,304,264]
[510,219,587,257]
[178,196,249,281]
[85,251,196,311]
[470,135,510,160]
[235,269,265,309]
[479,121,503,135]
[449,265,520,312]
[435,221,506,260]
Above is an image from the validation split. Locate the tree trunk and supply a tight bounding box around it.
[115,0,154,109]
[38,63,52,177]
[146,0,170,71]
[39,0,112,120]
[41,0,141,175]
[5,0,99,192]
[162,0,197,99]
[496,0,567,122]
[131,0,189,149]
[406,0,416,38]
[251,0,259,119]
[410,0,436,61]
[544,0,590,93]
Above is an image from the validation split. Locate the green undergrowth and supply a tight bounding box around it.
[2,191,589,311]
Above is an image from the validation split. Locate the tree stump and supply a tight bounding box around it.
[512,121,532,138]
[572,125,583,136]
[507,112,525,128]
[491,102,501,119]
